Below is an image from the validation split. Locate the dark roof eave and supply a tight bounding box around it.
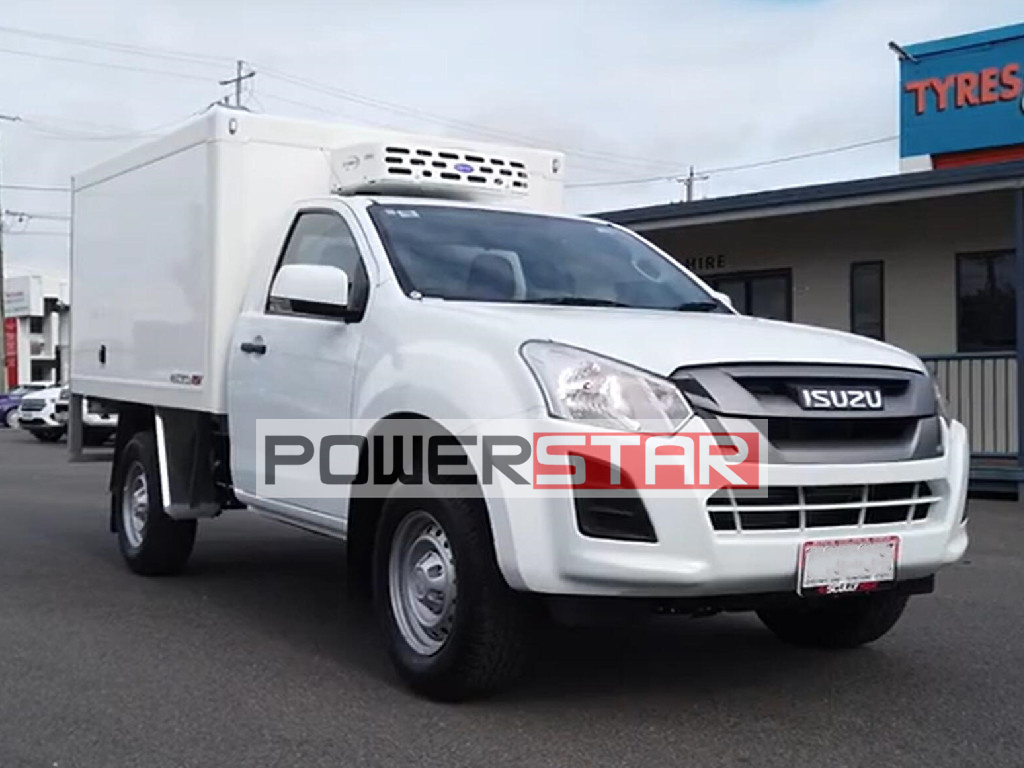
[598,159,1024,228]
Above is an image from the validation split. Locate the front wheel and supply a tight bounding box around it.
[757,592,909,649]
[373,491,533,701]
[113,430,197,576]
[32,428,64,443]
[3,408,17,429]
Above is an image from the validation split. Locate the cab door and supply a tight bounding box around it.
[227,205,373,532]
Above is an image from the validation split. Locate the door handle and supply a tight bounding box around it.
[240,337,266,355]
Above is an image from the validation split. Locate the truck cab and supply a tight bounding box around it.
[70,109,969,700]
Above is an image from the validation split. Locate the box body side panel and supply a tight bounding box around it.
[72,140,214,410]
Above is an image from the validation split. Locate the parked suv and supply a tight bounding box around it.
[18,386,117,445]
[0,383,47,428]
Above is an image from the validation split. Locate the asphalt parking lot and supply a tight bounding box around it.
[1,427,1022,768]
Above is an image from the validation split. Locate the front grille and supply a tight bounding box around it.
[707,482,936,532]
[735,376,909,400]
[19,400,45,412]
[765,417,917,446]
[672,363,943,463]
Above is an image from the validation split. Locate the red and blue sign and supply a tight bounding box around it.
[900,24,1024,160]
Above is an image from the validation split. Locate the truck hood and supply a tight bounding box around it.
[423,302,925,376]
[21,386,63,404]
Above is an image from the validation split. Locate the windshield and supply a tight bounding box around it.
[369,204,724,312]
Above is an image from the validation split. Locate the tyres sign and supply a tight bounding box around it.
[900,23,1024,159]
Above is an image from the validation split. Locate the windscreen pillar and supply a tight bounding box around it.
[68,393,84,462]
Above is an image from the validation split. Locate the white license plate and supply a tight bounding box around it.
[798,536,899,595]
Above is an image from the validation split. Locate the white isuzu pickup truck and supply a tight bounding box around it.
[70,109,969,700]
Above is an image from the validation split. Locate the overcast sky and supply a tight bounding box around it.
[1,0,1022,277]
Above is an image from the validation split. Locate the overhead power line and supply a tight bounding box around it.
[0,24,231,67]
[259,67,676,172]
[0,104,214,146]
[259,90,408,131]
[566,136,899,189]
[0,183,70,192]
[14,110,160,134]
[0,45,213,82]
[0,24,897,187]
[0,25,684,173]
[20,122,162,142]
[3,230,70,237]
[5,209,71,222]
[700,136,898,175]
[255,90,633,169]
[260,91,338,116]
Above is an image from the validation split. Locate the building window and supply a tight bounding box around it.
[710,269,792,321]
[850,261,884,340]
[30,361,53,382]
[957,250,1015,352]
[28,316,43,334]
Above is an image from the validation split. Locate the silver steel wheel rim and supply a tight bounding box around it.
[122,462,149,549]
[4,410,16,428]
[388,510,457,656]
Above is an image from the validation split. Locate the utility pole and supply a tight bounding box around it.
[219,60,256,109]
[678,165,709,203]
[0,113,22,394]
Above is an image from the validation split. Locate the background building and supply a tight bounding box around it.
[3,273,70,388]
[603,23,1024,487]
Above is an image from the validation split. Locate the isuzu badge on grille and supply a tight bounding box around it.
[795,386,883,410]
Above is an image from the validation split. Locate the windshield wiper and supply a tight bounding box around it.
[674,301,722,312]
[528,297,634,308]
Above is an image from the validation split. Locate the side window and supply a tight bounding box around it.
[957,250,1014,352]
[268,211,369,317]
[709,270,792,321]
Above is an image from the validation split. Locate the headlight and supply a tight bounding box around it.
[520,341,692,432]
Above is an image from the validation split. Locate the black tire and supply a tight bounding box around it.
[32,428,64,443]
[2,408,16,429]
[113,430,197,576]
[83,428,114,447]
[372,489,533,701]
[757,592,909,649]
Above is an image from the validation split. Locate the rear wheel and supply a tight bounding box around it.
[757,592,909,649]
[113,431,196,576]
[373,490,532,701]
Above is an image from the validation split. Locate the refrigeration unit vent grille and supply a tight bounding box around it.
[331,142,534,201]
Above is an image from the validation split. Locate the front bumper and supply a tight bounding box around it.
[19,402,117,430]
[17,408,60,429]
[480,416,969,597]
